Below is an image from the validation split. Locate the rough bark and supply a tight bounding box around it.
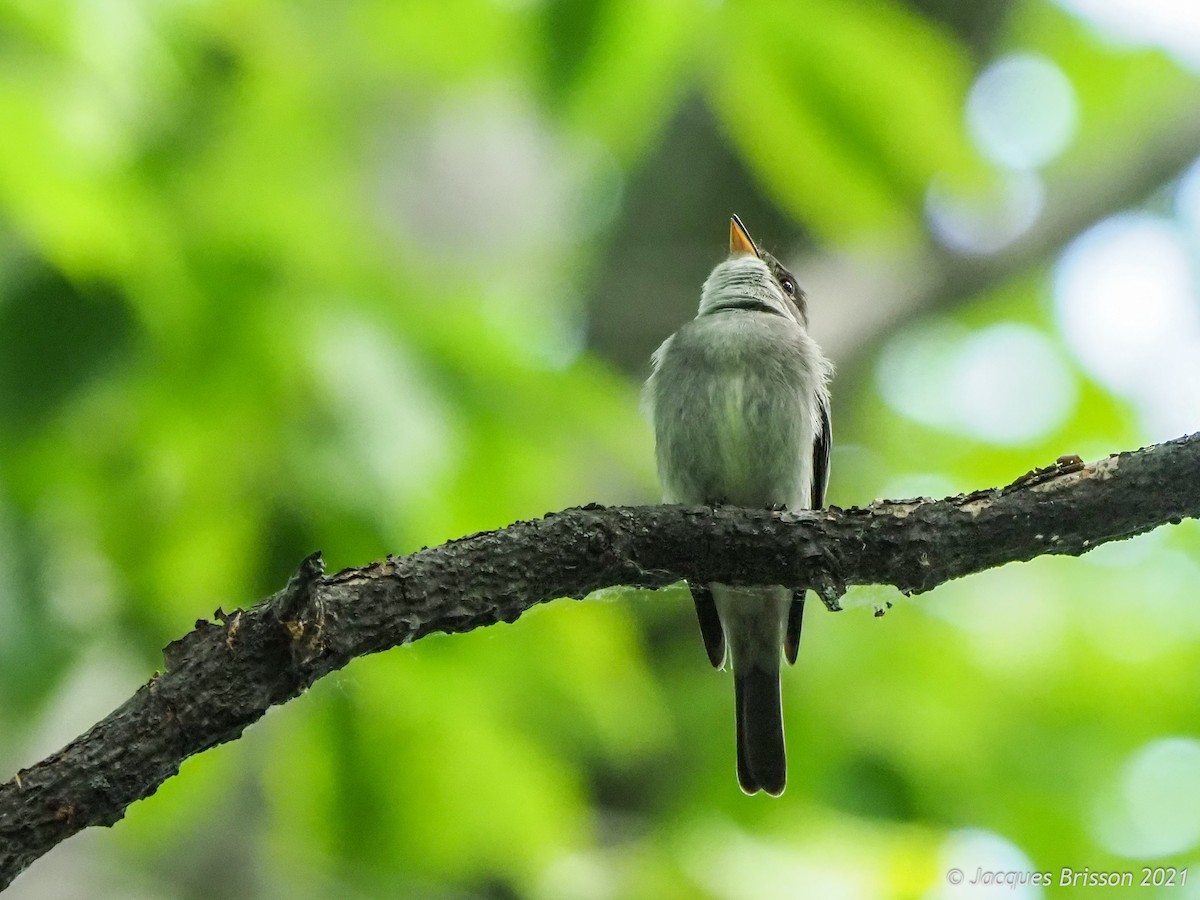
[2,433,1199,888]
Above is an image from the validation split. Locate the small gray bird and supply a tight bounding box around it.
[644,215,832,796]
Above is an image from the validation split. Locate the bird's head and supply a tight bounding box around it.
[697,215,809,327]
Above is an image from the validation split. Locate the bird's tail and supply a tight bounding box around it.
[712,584,791,796]
[734,663,786,796]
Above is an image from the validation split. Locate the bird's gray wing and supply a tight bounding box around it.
[786,394,831,666]
[810,392,832,509]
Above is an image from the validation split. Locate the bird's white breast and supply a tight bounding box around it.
[647,309,826,510]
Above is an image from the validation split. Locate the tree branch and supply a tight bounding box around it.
[3,433,1199,887]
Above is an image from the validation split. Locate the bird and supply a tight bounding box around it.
[643,214,832,796]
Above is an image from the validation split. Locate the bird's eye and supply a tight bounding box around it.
[779,277,795,295]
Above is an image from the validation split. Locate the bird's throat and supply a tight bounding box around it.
[705,299,785,316]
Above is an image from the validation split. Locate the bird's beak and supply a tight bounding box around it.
[729,214,761,258]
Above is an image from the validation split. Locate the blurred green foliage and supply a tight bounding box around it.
[2,0,1200,898]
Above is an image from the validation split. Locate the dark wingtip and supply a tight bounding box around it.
[692,586,727,668]
[784,595,806,666]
